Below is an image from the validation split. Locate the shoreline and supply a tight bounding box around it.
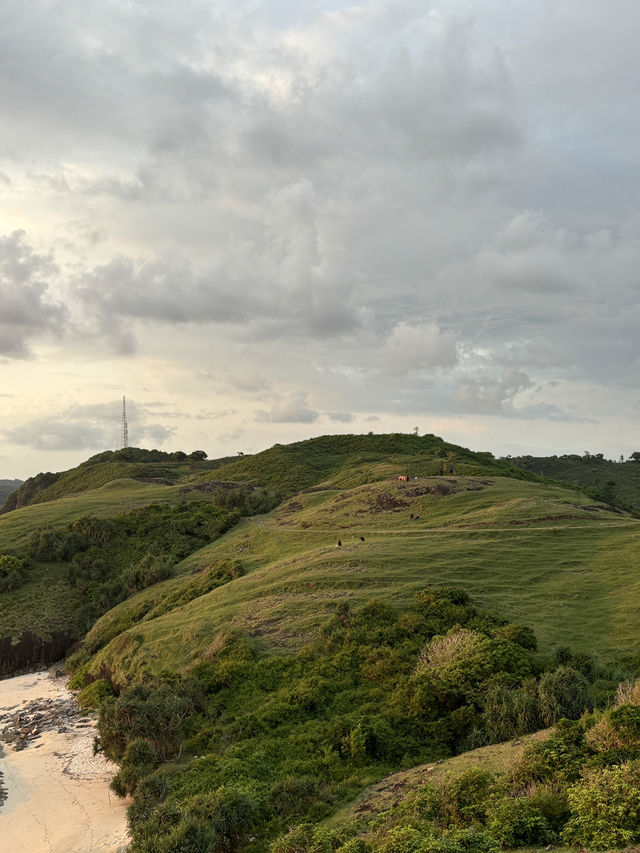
[0,670,130,852]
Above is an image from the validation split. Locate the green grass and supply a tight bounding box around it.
[0,561,81,637]
[86,474,640,684]
[511,454,640,513]
[0,478,217,552]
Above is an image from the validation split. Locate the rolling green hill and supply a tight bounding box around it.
[510,453,640,514]
[0,448,237,513]
[4,433,640,851]
[85,471,639,686]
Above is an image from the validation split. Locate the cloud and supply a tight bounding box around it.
[456,368,533,414]
[256,392,319,424]
[2,400,175,452]
[510,403,585,422]
[0,231,67,357]
[327,411,353,423]
[382,322,458,373]
[3,0,640,466]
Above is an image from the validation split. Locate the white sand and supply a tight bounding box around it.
[0,671,130,853]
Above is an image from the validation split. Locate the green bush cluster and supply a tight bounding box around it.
[27,500,242,633]
[88,587,604,851]
[0,553,28,592]
[349,698,640,852]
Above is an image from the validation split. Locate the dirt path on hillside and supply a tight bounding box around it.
[249,516,638,534]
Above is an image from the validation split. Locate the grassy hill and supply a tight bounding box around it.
[0,433,540,658]
[201,432,543,494]
[4,433,640,851]
[510,453,640,514]
[0,448,237,513]
[2,434,638,675]
[85,472,639,686]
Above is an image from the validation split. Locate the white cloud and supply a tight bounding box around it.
[2,1,640,474]
[256,392,319,424]
[0,231,67,357]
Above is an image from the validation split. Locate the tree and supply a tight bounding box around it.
[189,450,208,461]
[629,452,640,462]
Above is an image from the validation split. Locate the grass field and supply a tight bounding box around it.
[0,478,216,552]
[0,478,242,641]
[85,473,640,683]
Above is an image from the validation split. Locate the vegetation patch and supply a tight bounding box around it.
[84,587,619,852]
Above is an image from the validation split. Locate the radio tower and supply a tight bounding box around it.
[121,395,129,449]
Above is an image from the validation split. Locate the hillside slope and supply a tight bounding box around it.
[84,471,639,685]
[7,433,639,853]
[511,453,640,514]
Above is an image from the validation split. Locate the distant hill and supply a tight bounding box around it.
[0,478,22,506]
[509,453,640,514]
[0,447,236,514]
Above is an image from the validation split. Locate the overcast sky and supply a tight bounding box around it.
[1,0,640,479]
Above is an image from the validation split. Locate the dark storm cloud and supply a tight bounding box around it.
[0,231,67,357]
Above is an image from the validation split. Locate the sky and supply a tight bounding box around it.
[2,0,640,479]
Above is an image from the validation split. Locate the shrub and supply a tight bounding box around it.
[562,761,640,847]
[483,678,542,743]
[128,774,171,826]
[440,829,499,853]
[537,666,589,725]
[444,768,502,825]
[379,826,432,853]
[185,787,257,847]
[77,678,115,711]
[486,797,553,846]
[509,720,589,789]
[0,554,26,591]
[490,623,537,652]
[616,678,640,706]
[98,681,195,761]
[268,775,322,816]
[111,738,157,797]
[417,629,482,672]
[525,784,570,834]
[270,823,314,853]
[121,553,172,595]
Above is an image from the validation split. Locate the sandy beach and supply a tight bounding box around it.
[0,670,130,853]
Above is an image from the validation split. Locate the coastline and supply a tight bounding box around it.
[0,670,130,853]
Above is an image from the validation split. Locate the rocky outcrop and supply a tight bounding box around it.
[0,695,92,753]
[0,471,60,514]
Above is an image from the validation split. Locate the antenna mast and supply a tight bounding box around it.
[121,395,129,449]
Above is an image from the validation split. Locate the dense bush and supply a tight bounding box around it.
[0,554,27,591]
[77,678,115,711]
[561,761,640,847]
[90,586,632,852]
[94,589,560,850]
[27,500,244,633]
[97,679,199,762]
[485,797,552,846]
